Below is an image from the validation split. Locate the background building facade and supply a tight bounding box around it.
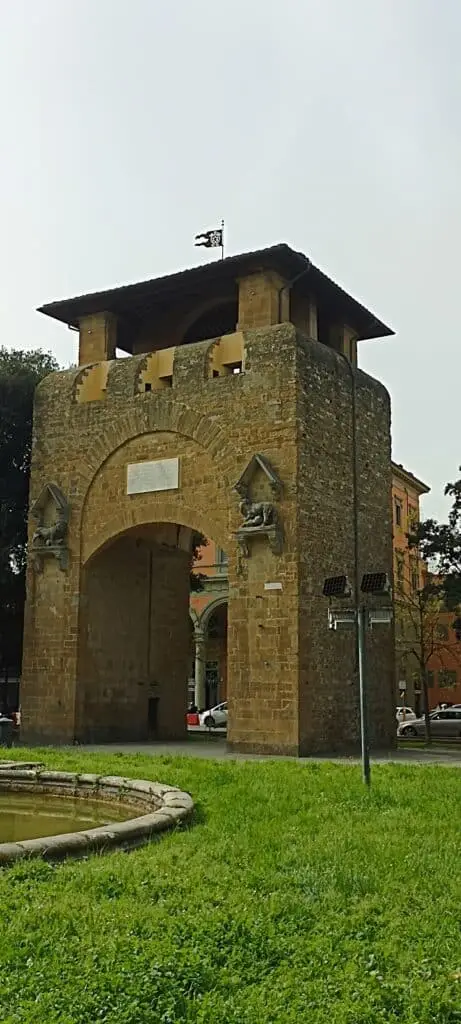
[189,540,228,709]
[392,462,461,712]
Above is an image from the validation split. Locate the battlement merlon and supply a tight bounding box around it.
[32,323,391,415]
[37,243,393,368]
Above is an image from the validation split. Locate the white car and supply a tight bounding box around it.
[396,706,416,723]
[199,702,228,729]
[398,708,461,739]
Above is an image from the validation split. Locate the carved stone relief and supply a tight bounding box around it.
[234,453,283,499]
[31,483,70,572]
[233,455,283,557]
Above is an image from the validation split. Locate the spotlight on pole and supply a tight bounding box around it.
[368,608,393,628]
[323,568,393,789]
[323,575,352,598]
[361,572,391,597]
[328,608,356,631]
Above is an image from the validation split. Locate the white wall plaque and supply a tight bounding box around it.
[127,457,179,495]
[264,582,283,591]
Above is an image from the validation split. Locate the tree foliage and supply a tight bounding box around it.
[402,469,461,740]
[395,566,461,742]
[190,531,208,592]
[0,347,59,693]
[409,467,461,610]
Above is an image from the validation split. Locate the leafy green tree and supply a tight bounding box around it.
[190,531,208,592]
[395,567,460,743]
[410,467,461,610]
[0,347,59,706]
[403,469,461,741]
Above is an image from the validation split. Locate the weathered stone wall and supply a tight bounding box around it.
[296,338,395,753]
[22,321,395,753]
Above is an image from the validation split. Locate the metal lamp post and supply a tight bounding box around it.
[323,353,393,787]
[321,348,393,786]
[339,353,370,784]
[325,352,371,785]
[323,573,392,787]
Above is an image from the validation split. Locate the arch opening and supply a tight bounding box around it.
[181,300,238,346]
[189,541,228,714]
[76,522,228,742]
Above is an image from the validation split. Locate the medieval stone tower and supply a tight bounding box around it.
[21,244,396,754]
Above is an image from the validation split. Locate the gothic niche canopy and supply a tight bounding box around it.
[233,454,283,557]
[31,483,70,572]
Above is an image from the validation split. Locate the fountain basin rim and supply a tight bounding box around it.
[0,769,194,865]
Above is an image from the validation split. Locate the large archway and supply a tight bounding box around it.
[75,522,195,743]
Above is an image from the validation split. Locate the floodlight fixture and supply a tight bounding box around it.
[323,575,352,598]
[368,608,393,627]
[360,572,391,597]
[328,608,356,631]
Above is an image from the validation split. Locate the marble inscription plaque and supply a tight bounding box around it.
[127,457,179,495]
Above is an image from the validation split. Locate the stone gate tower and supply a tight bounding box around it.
[21,244,396,754]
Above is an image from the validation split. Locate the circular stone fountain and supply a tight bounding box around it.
[0,767,194,865]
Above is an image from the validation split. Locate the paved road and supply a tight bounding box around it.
[77,737,461,767]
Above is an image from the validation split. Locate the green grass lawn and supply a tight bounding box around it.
[1,749,461,1024]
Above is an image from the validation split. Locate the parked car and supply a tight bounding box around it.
[199,702,228,729]
[396,706,416,723]
[398,708,461,739]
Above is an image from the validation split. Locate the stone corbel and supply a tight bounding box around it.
[33,545,69,574]
[235,522,283,558]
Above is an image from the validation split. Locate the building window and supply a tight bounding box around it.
[394,500,403,527]
[426,671,434,688]
[216,548,229,576]
[436,624,449,641]
[438,669,457,689]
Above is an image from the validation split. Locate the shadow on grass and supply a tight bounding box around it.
[189,801,207,827]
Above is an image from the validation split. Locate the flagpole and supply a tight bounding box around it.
[221,219,225,261]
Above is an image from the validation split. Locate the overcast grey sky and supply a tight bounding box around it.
[0,0,459,520]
